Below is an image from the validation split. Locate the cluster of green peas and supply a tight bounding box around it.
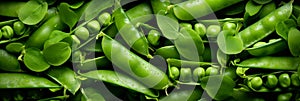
[0,21,26,40]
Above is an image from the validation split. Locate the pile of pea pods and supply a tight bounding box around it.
[1,0,300,100]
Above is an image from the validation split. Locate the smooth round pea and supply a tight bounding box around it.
[170,66,180,80]
[1,25,14,39]
[205,67,219,76]
[265,74,278,89]
[179,68,193,82]
[193,67,206,82]
[97,12,111,26]
[86,20,100,34]
[206,25,221,37]
[249,77,263,90]
[147,30,161,46]
[279,73,291,88]
[222,22,236,31]
[13,21,25,35]
[194,23,206,37]
[75,27,89,41]
[180,23,192,29]
[291,73,300,87]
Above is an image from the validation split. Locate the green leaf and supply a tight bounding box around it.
[68,1,84,9]
[200,75,235,100]
[24,48,50,72]
[43,42,71,66]
[288,27,300,56]
[276,19,297,40]
[58,3,79,29]
[84,0,113,21]
[47,67,81,95]
[245,0,263,16]
[156,14,180,40]
[44,30,70,49]
[80,88,105,101]
[18,0,48,25]
[217,30,243,54]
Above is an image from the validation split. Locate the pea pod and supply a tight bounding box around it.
[0,73,60,88]
[114,3,152,58]
[47,67,81,95]
[246,38,288,56]
[0,1,26,17]
[0,49,21,72]
[80,70,158,97]
[101,34,172,90]
[25,15,66,49]
[126,2,153,24]
[235,56,300,71]
[167,58,214,68]
[221,2,293,54]
[160,86,203,101]
[173,0,242,20]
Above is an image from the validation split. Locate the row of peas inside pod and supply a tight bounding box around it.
[0,0,300,100]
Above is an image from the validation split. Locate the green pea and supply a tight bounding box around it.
[0,49,21,72]
[265,74,278,89]
[249,77,263,90]
[86,20,100,34]
[291,73,300,87]
[80,70,158,97]
[277,92,292,101]
[180,23,192,29]
[97,12,111,26]
[74,27,89,41]
[147,30,161,46]
[205,67,219,76]
[193,67,206,82]
[194,23,206,37]
[0,73,60,88]
[206,25,221,37]
[222,22,236,31]
[179,68,193,83]
[1,25,14,39]
[279,73,291,88]
[170,66,180,80]
[71,35,81,47]
[13,21,25,35]
[5,42,24,54]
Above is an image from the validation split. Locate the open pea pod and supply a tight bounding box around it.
[246,38,288,56]
[43,42,71,66]
[0,73,61,88]
[46,66,81,95]
[24,47,50,72]
[79,70,158,98]
[288,27,300,57]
